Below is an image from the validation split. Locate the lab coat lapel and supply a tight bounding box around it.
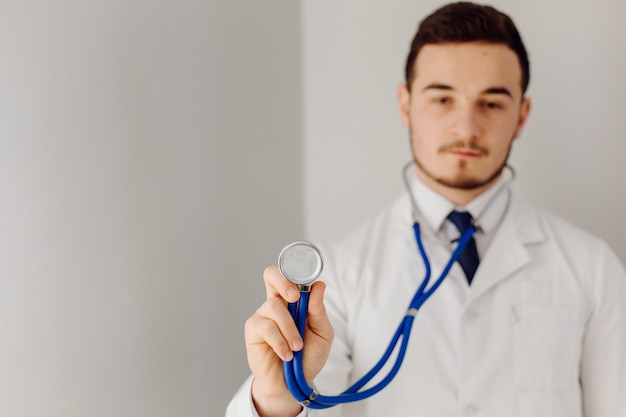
[466,199,546,306]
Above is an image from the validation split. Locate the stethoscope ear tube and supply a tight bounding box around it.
[280,223,477,408]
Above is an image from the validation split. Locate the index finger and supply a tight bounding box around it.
[263,265,301,303]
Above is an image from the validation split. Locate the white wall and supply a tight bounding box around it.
[302,0,626,265]
[0,1,302,416]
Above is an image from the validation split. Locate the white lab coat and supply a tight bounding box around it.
[226,192,626,417]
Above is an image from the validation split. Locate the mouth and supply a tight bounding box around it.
[439,142,488,158]
[447,148,483,158]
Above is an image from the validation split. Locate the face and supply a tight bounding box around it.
[397,42,531,205]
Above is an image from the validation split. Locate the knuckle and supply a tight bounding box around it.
[245,316,278,344]
[255,298,283,319]
[244,315,262,338]
[273,337,290,354]
[265,296,285,310]
[274,339,292,357]
[244,314,258,331]
[263,265,280,282]
[255,318,273,335]
[262,265,273,279]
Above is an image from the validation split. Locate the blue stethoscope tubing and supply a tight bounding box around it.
[283,162,514,408]
[283,224,477,408]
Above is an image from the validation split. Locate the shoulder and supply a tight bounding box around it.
[507,198,625,277]
[509,199,605,248]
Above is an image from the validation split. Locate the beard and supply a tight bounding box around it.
[411,138,513,191]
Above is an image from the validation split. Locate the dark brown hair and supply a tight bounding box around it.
[405,2,530,93]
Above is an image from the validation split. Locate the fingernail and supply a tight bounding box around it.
[291,339,303,351]
[286,288,298,300]
[284,350,294,361]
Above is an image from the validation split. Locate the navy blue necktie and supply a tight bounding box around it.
[447,210,480,284]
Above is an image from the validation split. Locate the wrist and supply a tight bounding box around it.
[251,378,303,417]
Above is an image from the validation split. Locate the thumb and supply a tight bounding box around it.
[305,281,333,342]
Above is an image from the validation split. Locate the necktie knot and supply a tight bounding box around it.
[447,210,474,234]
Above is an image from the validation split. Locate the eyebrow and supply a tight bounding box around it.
[422,83,513,99]
[484,87,513,98]
[422,83,453,92]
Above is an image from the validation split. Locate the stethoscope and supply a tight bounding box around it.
[278,161,515,409]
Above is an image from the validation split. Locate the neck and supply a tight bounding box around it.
[416,168,502,206]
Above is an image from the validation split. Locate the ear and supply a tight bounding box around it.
[397,83,411,129]
[513,97,532,139]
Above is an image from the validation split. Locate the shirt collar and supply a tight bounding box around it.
[409,171,511,235]
[410,175,454,233]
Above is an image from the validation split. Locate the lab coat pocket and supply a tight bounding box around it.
[513,304,584,390]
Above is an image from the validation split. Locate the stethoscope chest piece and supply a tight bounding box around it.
[278,241,324,289]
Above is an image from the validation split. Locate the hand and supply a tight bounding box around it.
[244,265,334,417]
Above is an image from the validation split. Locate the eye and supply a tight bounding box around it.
[433,96,452,105]
[480,100,504,110]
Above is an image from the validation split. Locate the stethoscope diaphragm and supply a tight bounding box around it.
[278,241,324,288]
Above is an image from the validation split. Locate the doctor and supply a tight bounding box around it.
[227,2,626,416]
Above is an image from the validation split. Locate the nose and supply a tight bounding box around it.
[451,104,482,141]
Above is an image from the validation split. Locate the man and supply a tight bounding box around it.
[227,2,626,416]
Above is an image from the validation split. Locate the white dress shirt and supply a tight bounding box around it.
[409,170,510,259]
[226,173,626,417]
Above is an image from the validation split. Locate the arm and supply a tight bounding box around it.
[580,243,626,417]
